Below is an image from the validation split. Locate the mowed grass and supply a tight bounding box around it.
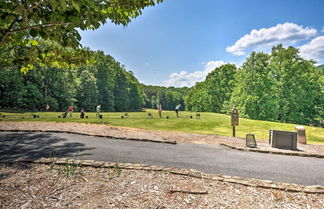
[0,109,323,144]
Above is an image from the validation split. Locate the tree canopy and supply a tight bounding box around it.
[143,85,188,110]
[184,64,237,113]
[0,0,163,69]
[0,50,145,112]
[185,45,323,125]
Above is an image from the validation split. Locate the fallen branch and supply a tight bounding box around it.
[169,189,208,194]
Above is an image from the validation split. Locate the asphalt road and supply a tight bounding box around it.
[1,131,323,186]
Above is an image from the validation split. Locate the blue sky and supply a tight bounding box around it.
[79,0,324,87]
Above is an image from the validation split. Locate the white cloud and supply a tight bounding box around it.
[321,27,324,33]
[299,36,324,63]
[226,22,317,56]
[163,60,227,87]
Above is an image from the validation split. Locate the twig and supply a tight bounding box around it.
[81,176,88,182]
[169,189,208,194]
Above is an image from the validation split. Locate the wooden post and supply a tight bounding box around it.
[231,108,239,138]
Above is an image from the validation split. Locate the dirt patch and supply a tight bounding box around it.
[1,162,323,209]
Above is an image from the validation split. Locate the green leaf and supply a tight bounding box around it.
[30,40,39,46]
[60,0,67,10]
[71,1,80,12]
[39,30,47,39]
[30,28,38,37]
[20,65,33,74]
[49,0,59,11]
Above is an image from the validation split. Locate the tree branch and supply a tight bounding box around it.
[7,22,73,34]
[0,18,18,45]
[26,1,44,11]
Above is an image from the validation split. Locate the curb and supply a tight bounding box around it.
[0,129,177,144]
[220,143,324,158]
[1,158,323,194]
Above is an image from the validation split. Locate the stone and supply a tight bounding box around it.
[295,126,307,144]
[269,130,297,150]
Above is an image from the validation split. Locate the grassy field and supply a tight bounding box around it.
[0,110,323,144]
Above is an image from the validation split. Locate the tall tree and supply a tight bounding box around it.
[126,72,144,110]
[76,69,98,111]
[93,52,115,111]
[113,69,129,111]
[204,64,237,113]
[269,45,321,124]
[230,52,276,120]
[184,82,211,112]
[185,64,236,113]
[0,67,24,109]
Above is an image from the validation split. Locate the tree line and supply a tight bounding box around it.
[1,44,322,126]
[0,50,144,112]
[185,45,323,126]
[142,85,188,110]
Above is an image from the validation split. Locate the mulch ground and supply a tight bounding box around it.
[1,162,323,209]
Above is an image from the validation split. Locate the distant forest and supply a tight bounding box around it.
[0,45,323,126]
[0,50,144,112]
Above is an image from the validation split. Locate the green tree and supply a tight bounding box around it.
[93,52,115,111]
[126,72,144,110]
[184,82,210,112]
[230,52,276,120]
[0,67,24,109]
[269,45,321,124]
[185,64,236,113]
[143,85,188,110]
[204,64,237,113]
[317,65,324,123]
[113,69,129,111]
[231,45,321,125]
[0,0,163,69]
[76,69,98,111]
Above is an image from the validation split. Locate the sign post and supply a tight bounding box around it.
[231,108,239,137]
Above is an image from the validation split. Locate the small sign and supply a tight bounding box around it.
[231,108,239,126]
[246,134,257,148]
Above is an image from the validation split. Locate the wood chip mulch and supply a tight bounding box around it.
[1,162,323,209]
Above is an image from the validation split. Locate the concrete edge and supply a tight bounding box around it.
[219,143,324,158]
[1,158,323,194]
[0,129,177,144]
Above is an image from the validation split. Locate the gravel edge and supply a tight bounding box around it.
[1,158,323,194]
[0,129,177,144]
[220,143,324,158]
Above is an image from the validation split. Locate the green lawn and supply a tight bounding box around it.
[0,110,323,144]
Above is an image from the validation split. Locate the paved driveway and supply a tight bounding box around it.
[1,132,323,185]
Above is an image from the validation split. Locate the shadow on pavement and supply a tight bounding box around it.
[0,132,95,180]
[0,132,94,161]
